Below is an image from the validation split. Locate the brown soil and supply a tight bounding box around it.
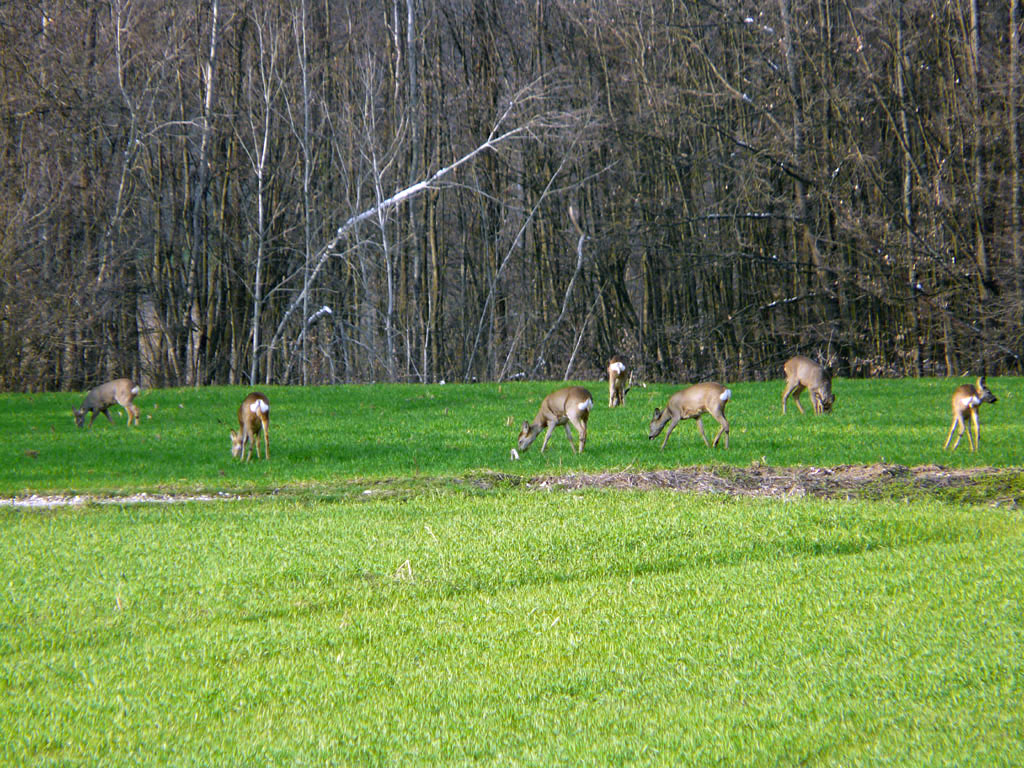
[4,464,1020,508]
[528,463,1022,503]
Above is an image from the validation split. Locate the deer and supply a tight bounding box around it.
[943,376,997,452]
[606,355,630,408]
[73,378,141,428]
[781,355,835,415]
[648,382,731,450]
[231,392,270,461]
[511,386,593,458]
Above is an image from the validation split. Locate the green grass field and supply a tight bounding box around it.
[2,378,1023,765]
[1,376,1022,495]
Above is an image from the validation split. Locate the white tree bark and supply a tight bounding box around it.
[266,79,578,376]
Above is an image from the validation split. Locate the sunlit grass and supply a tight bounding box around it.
[2,380,1022,764]
[0,377,1021,496]
[2,489,1022,765]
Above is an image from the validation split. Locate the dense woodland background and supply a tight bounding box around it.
[1,0,1022,391]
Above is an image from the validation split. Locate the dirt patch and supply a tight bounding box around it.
[1,492,243,509]
[4,464,1021,508]
[529,463,1023,504]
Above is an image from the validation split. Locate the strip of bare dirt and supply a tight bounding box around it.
[528,463,1023,505]
[1,492,243,509]
[4,465,1021,508]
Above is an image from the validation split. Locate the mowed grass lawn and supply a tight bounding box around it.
[2,378,1023,765]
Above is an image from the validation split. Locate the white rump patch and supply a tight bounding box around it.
[131,386,140,395]
[609,362,625,375]
[961,395,980,408]
[577,398,593,414]
[720,389,732,401]
[250,399,270,414]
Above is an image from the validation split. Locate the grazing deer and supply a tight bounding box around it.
[607,355,630,408]
[513,386,593,457]
[648,383,731,450]
[231,392,270,461]
[73,378,141,428]
[943,376,997,452]
[781,356,835,415]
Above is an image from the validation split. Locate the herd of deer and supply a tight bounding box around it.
[71,355,999,462]
[511,354,998,459]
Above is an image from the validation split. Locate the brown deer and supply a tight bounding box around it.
[607,355,630,408]
[943,376,997,452]
[231,392,270,461]
[513,386,593,457]
[648,383,731,449]
[781,356,835,414]
[73,378,141,428]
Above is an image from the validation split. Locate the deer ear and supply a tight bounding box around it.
[652,408,661,419]
[521,420,529,431]
[978,375,987,386]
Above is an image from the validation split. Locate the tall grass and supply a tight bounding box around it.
[2,489,1022,765]
[1,377,1020,495]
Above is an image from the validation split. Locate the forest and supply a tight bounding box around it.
[1,0,1022,391]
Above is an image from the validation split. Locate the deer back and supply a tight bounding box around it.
[670,382,730,418]
[539,386,593,425]
[785,356,834,409]
[238,392,270,433]
[83,378,134,408]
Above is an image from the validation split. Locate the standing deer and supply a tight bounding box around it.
[943,376,997,452]
[512,386,593,457]
[73,378,141,428]
[781,356,835,414]
[648,383,731,449]
[607,355,630,408]
[231,392,270,461]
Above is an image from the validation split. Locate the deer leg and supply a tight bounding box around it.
[562,422,577,452]
[943,416,960,450]
[695,417,710,447]
[711,411,729,448]
[101,407,114,424]
[263,423,270,460]
[574,414,588,453]
[948,416,966,451]
[792,385,806,414]
[782,382,806,414]
[969,409,980,452]
[540,423,557,453]
[781,382,797,414]
[660,417,680,450]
